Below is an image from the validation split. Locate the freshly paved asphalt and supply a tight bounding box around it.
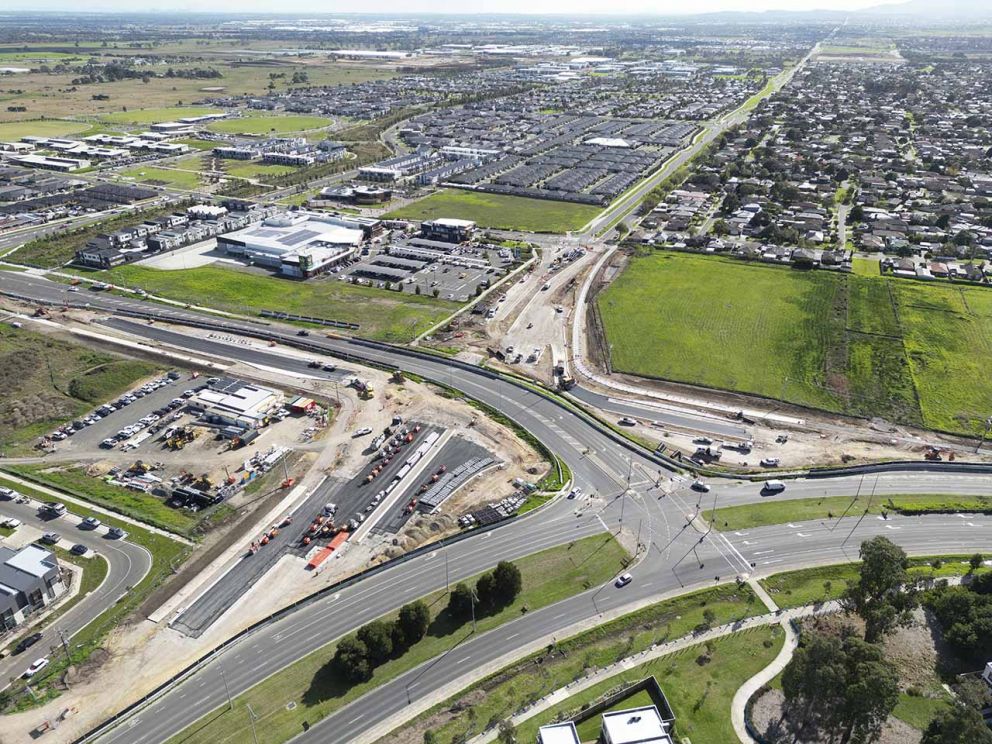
[0,494,151,685]
[1,273,991,744]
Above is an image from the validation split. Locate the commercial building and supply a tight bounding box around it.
[601,706,674,744]
[7,153,90,172]
[421,218,476,243]
[187,379,282,430]
[218,211,363,278]
[0,544,65,632]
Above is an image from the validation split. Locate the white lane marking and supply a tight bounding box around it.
[797,532,812,538]
[754,550,774,556]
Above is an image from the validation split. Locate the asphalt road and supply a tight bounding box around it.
[0,494,151,685]
[2,273,992,744]
[570,386,748,439]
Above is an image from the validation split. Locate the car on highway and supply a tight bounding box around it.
[13,632,43,655]
[760,458,781,468]
[567,487,582,499]
[690,480,710,492]
[81,517,101,530]
[321,363,337,372]
[70,543,88,556]
[615,572,633,588]
[761,480,786,495]
[297,329,310,336]
[618,417,637,426]
[22,657,49,678]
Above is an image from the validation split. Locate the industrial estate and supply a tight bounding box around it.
[0,4,992,744]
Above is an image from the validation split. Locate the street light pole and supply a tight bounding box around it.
[221,668,234,711]
[246,704,260,744]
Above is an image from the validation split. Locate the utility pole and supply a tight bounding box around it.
[470,587,477,633]
[56,628,72,667]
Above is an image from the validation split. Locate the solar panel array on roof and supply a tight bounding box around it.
[279,228,320,247]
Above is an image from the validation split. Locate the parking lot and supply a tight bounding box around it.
[45,369,195,455]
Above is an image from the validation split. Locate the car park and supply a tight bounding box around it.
[615,572,633,588]
[22,658,49,678]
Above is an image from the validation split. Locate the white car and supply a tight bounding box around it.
[1,517,22,529]
[23,657,49,678]
[760,458,780,468]
[615,573,633,588]
[567,487,582,499]
[762,480,786,494]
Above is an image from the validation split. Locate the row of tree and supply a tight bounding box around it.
[447,561,523,621]
[331,600,431,683]
[329,561,523,686]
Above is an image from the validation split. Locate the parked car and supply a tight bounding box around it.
[70,543,88,556]
[615,572,633,588]
[108,526,127,539]
[22,657,49,678]
[760,458,780,468]
[81,517,101,530]
[618,417,637,426]
[0,516,22,529]
[13,632,43,655]
[41,532,61,545]
[353,427,373,437]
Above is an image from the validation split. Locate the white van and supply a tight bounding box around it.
[762,480,786,494]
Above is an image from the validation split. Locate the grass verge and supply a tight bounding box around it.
[759,555,990,610]
[165,533,631,744]
[707,493,992,531]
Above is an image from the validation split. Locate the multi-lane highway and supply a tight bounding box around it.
[0,492,151,684]
[1,272,991,744]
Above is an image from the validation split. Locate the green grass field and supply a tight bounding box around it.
[0,325,157,454]
[98,106,217,125]
[166,533,631,744]
[384,189,601,233]
[206,113,331,135]
[107,264,459,343]
[707,493,992,531]
[599,253,992,435]
[118,163,203,190]
[0,119,90,140]
[222,159,298,180]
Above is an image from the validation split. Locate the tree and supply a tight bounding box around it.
[476,571,498,610]
[331,635,371,682]
[497,720,517,744]
[782,632,898,743]
[491,561,523,606]
[842,536,917,643]
[356,620,394,665]
[972,553,985,571]
[397,601,430,646]
[447,582,475,621]
[922,704,992,744]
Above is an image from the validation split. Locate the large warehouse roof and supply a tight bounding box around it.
[220,212,363,255]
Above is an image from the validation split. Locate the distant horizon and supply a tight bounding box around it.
[0,1,909,18]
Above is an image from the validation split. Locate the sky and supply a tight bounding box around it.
[5,0,906,15]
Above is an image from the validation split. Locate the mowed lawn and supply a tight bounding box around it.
[206,113,331,135]
[118,162,204,190]
[107,264,460,343]
[599,252,992,435]
[0,119,90,140]
[98,106,217,125]
[385,189,601,233]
